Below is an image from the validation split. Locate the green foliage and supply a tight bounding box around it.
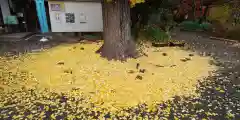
[144,26,170,43]
[142,7,175,43]
[105,0,145,7]
[131,0,176,42]
[148,7,173,22]
[180,21,212,31]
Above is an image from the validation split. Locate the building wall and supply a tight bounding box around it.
[0,0,11,24]
[48,1,103,32]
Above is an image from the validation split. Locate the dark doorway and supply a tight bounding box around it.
[22,1,51,32]
[8,0,51,33]
[0,6,4,26]
[9,0,40,32]
[11,0,51,32]
[25,1,40,32]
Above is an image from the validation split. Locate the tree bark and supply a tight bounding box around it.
[97,0,138,61]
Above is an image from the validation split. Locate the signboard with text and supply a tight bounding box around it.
[50,2,65,12]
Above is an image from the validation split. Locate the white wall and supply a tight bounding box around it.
[48,1,103,32]
[0,0,11,24]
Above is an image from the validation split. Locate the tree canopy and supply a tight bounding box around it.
[106,0,145,7]
[129,0,145,7]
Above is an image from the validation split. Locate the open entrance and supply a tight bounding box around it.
[0,6,3,26]
[0,0,52,41]
[7,0,51,33]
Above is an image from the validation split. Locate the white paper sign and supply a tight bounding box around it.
[79,13,87,23]
[55,13,62,23]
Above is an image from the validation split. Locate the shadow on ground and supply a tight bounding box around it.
[0,34,81,57]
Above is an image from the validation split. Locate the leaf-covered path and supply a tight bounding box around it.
[0,31,239,119]
[170,31,240,119]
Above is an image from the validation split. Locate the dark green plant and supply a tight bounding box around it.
[131,0,176,42]
[140,7,176,43]
[180,21,212,31]
[144,26,170,43]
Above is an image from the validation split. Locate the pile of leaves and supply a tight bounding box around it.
[0,42,219,119]
[1,68,239,119]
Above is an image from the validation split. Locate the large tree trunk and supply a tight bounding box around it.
[97,0,138,61]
